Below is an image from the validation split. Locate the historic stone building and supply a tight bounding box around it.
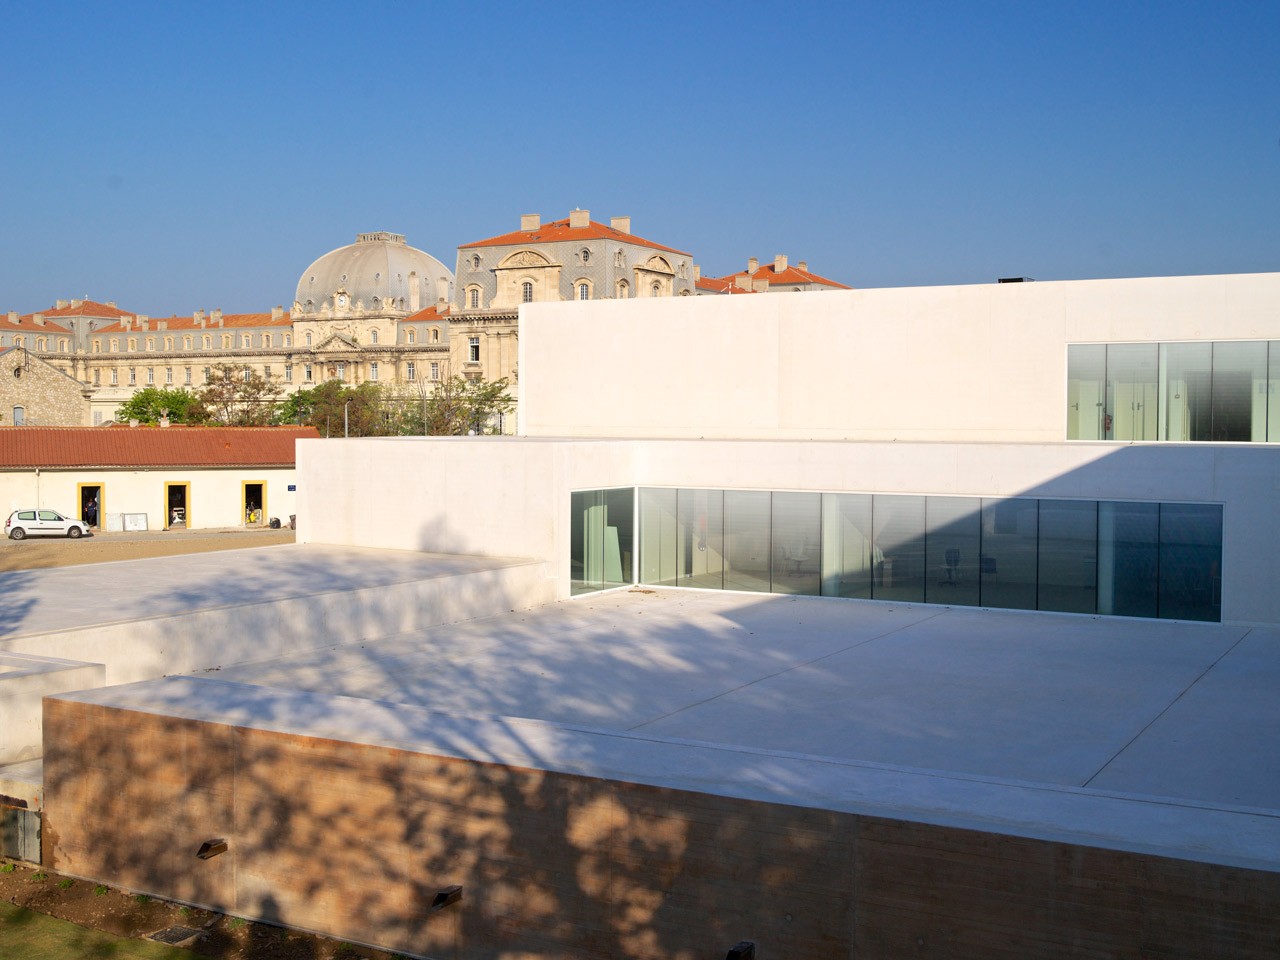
[0,347,93,427]
[696,254,850,294]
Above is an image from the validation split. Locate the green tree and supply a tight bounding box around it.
[421,376,514,436]
[114,386,207,425]
[197,363,283,426]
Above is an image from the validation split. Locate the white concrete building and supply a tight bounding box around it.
[299,271,1280,627]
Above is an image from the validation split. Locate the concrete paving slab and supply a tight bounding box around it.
[0,543,531,640]
[213,588,1278,815]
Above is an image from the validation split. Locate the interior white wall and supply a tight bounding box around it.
[518,273,1280,441]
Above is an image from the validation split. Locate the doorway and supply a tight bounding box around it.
[78,483,103,528]
[242,481,265,526]
[165,482,190,529]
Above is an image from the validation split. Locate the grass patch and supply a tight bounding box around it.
[0,862,16,873]
[94,884,109,896]
[57,878,74,889]
[0,901,193,959]
[133,894,152,904]
[31,872,48,881]
[227,916,247,928]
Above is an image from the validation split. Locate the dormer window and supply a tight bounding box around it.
[470,289,479,308]
[578,283,589,301]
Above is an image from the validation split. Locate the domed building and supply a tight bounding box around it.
[293,231,453,321]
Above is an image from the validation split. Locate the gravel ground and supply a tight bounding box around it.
[0,527,296,572]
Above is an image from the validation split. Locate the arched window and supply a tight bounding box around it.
[262,333,272,347]
[522,281,533,303]
[616,280,629,299]
[406,329,415,344]
[370,329,378,345]
[581,248,591,263]
[202,335,211,350]
[284,334,292,347]
[35,337,46,351]
[145,337,154,351]
[183,336,192,349]
[14,336,23,348]
[305,332,312,347]
[469,288,479,308]
[165,337,173,350]
[92,340,101,353]
[651,281,661,297]
[578,283,589,301]
[58,338,68,351]
[431,327,440,343]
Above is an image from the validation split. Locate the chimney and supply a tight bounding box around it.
[692,264,701,281]
[271,305,284,321]
[569,209,590,229]
[211,309,223,326]
[734,275,751,291]
[753,277,769,293]
[610,215,631,234]
[33,314,45,326]
[138,316,149,331]
[156,319,167,331]
[55,299,68,309]
[194,309,205,328]
[774,254,788,273]
[798,261,808,273]
[121,316,132,331]
[106,301,116,307]
[71,299,84,308]
[6,312,17,324]
[520,213,540,231]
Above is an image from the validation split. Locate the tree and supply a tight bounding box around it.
[196,363,283,426]
[114,387,207,425]
[421,376,514,436]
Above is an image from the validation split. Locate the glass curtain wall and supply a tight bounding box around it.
[1071,341,1279,441]
[638,489,1223,622]
[570,488,634,596]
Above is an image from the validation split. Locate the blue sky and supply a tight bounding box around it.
[2,0,1276,315]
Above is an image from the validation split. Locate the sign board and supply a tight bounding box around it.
[288,484,296,491]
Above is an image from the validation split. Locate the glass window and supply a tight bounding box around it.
[1159,342,1212,441]
[1211,341,1267,442]
[724,491,772,593]
[578,283,589,301]
[304,364,312,382]
[407,329,416,344]
[980,499,1038,610]
[111,369,118,385]
[677,489,724,589]
[469,336,480,362]
[1097,501,1158,618]
[184,367,192,385]
[1158,503,1222,622]
[1105,343,1158,440]
[12,406,25,426]
[146,368,154,385]
[430,362,439,380]
[370,329,378,345]
[284,364,292,382]
[1066,345,1106,440]
[925,496,981,606]
[470,289,479,308]
[522,281,534,303]
[820,493,874,599]
[1037,500,1098,613]
[872,495,926,603]
[93,369,100,385]
[128,368,136,385]
[1270,342,1280,442]
[570,488,634,595]
[406,362,416,381]
[771,492,820,595]
[165,367,173,385]
[639,488,679,586]
[431,327,440,343]
[369,362,378,381]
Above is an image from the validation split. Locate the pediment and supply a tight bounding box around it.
[497,249,554,269]
[315,333,358,351]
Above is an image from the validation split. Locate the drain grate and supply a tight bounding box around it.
[148,925,204,946]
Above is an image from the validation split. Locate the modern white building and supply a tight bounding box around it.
[300,271,1280,627]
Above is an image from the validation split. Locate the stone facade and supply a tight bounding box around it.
[0,348,91,426]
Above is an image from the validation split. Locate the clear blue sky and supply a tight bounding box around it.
[2,0,1277,315]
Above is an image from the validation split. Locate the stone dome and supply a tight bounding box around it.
[294,232,454,316]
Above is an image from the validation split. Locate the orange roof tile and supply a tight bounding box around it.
[3,313,74,333]
[95,311,293,334]
[0,426,319,469]
[711,262,851,290]
[461,218,691,258]
[401,305,451,323]
[695,276,761,294]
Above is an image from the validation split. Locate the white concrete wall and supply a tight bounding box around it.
[519,272,1280,441]
[0,467,299,530]
[297,436,1280,625]
[0,652,104,763]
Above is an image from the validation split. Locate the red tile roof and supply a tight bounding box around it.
[0,426,319,469]
[96,311,293,333]
[402,305,451,323]
[3,313,73,334]
[711,262,851,290]
[15,300,132,323]
[461,218,691,257]
[695,276,761,294]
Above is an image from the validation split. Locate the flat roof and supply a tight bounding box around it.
[51,586,1280,871]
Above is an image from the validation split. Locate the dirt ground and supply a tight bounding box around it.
[0,860,408,959]
[0,527,296,572]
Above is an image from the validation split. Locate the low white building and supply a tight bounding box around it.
[0,425,317,532]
